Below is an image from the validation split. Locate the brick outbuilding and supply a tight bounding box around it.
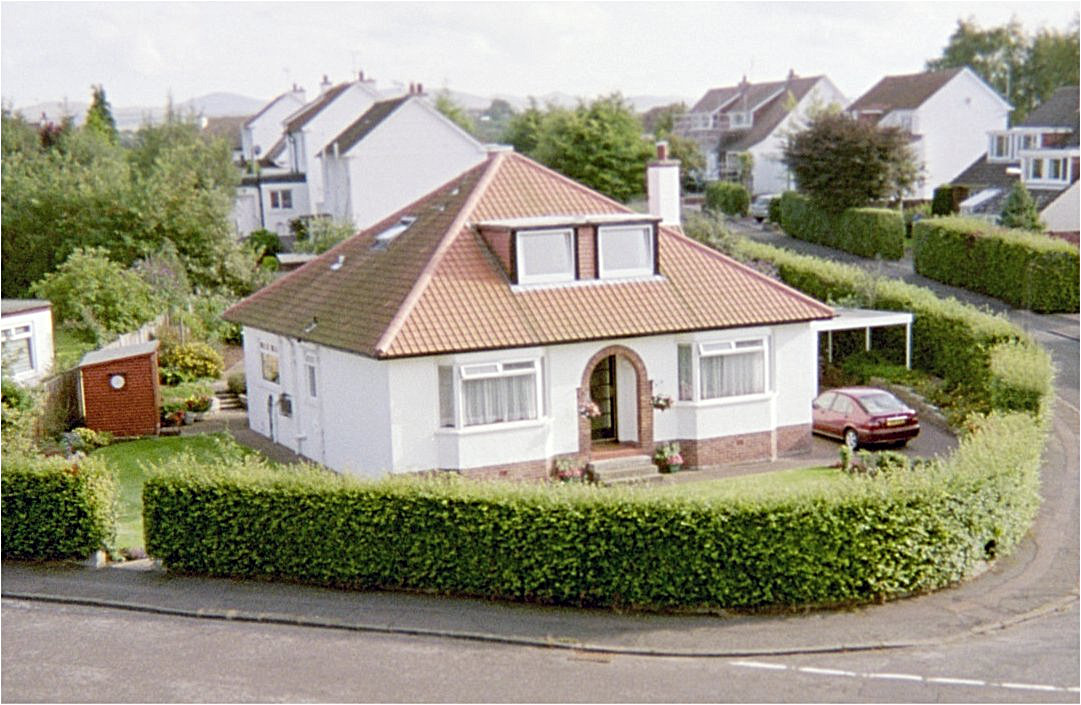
[79,341,161,437]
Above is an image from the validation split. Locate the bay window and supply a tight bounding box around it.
[439,359,541,428]
[677,338,768,402]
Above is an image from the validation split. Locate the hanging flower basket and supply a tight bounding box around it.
[579,401,602,419]
[651,394,674,410]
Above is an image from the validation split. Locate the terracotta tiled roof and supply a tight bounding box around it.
[324,96,410,155]
[848,68,963,115]
[284,82,352,133]
[224,151,833,358]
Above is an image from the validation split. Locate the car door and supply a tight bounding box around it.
[812,391,838,436]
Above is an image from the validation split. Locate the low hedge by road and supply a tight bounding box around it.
[913,216,1079,313]
[778,192,905,260]
[2,453,116,559]
[137,235,1054,611]
[144,410,1042,609]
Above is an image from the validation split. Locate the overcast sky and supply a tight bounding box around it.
[2,1,1078,110]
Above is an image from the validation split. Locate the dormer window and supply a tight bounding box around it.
[728,111,752,128]
[516,228,575,284]
[598,224,655,279]
[989,132,1012,161]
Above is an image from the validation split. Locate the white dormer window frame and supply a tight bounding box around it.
[515,228,575,285]
[597,224,655,280]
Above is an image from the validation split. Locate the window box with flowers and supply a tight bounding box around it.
[653,442,683,473]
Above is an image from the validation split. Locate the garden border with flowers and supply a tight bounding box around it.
[139,238,1055,611]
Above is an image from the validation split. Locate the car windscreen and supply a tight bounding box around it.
[859,393,907,414]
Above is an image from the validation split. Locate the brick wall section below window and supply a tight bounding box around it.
[454,458,550,482]
[674,423,812,468]
[576,225,596,280]
[81,352,161,437]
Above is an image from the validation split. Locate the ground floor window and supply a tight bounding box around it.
[439,359,540,428]
[678,337,768,402]
[1,324,33,375]
[269,189,293,210]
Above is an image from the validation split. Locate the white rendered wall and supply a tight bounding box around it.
[749,77,848,196]
[913,70,1010,199]
[1041,180,1080,233]
[242,91,306,163]
[647,163,681,226]
[1,307,54,385]
[241,327,297,451]
[339,100,487,230]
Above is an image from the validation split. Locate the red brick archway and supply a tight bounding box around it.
[577,345,653,458]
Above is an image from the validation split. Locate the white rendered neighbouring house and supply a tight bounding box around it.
[675,71,846,194]
[240,85,308,167]
[319,95,488,231]
[223,148,834,479]
[1,299,55,386]
[848,67,1012,200]
[952,85,1080,237]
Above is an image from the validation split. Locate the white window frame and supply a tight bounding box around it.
[1,324,35,377]
[989,132,1013,162]
[728,111,752,128]
[304,352,318,398]
[439,358,543,429]
[259,340,280,385]
[515,228,575,285]
[677,336,770,404]
[597,224,655,280]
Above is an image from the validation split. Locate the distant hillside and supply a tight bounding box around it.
[443,90,690,113]
[12,92,266,130]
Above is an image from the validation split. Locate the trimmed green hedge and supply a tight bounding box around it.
[913,217,1079,313]
[734,239,1020,398]
[705,181,750,217]
[779,192,905,260]
[2,453,117,559]
[988,340,1055,416]
[143,411,1042,609]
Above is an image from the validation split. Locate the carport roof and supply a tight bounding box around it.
[809,307,912,332]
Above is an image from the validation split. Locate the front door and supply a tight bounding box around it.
[589,356,617,441]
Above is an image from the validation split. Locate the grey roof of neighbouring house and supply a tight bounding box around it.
[1020,86,1080,129]
[322,96,411,156]
[718,76,827,152]
[283,82,352,133]
[79,340,159,368]
[1,299,52,316]
[848,68,965,114]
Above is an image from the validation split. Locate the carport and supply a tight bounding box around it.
[810,307,914,368]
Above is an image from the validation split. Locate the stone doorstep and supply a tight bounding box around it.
[587,455,661,486]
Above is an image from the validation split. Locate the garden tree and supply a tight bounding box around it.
[84,84,118,144]
[30,248,162,344]
[999,181,1044,232]
[640,103,706,192]
[640,102,686,136]
[472,98,516,143]
[927,16,1080,122]
[433,90,476,136]
[293,217,356,254]
[1,110,42,156]
[533,94,654,202]
[501,98,545,155]
[782,110,922,213]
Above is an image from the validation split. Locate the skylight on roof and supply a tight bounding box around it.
[374,216,417,246]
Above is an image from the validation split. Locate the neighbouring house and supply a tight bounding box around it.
[202,115,250,163]
[79,341,161,437]
[847,67,1012,199]
[952,85,1080,238]
[240,85,307,166]
[224,145,834,479]
[320,94,488,230]
[1,299,55,386]
[675,71,846,194]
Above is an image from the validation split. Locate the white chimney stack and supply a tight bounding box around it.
[647,141,681,228]
[319,74,332,95]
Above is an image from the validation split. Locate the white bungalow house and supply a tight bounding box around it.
[240,85,308,166]
[675,71,846,194]
[319,94,488,231]
[848,67,1012,199]
[952,85,1079,237]
[1,299,55,385]
[224,147,834,479]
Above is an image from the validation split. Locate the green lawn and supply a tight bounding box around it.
[92,433,258,550]
[651,466,845,502]
[52,328,97,372]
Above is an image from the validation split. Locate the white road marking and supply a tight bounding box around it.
[729,660,1077,693]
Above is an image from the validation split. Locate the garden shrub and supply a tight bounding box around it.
[931,185,957,216]
[227,372,246,395]
[767,193,783,223]
[143,410,1043,610]
[913,216,1079,313]
[246,229,282,259]
[2,453,117,559]
[705,181,750,217]
[778,193,904,259]
[159,341,224,383]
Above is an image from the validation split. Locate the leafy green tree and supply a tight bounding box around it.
[293,217,356,254]
[30,248,162,344]
[999,181,1044,231]
[502,99,545,155]
[85,85,118,144]
[473,98,516,143]
[433,90,476,136]
[640,102,687,136]
[927,16,1079,122]
[782,110,922,213]
[640,103,705,192]
[533,94,653,202]
[2,110,42,156]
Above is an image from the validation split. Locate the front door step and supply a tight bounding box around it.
[587,454,661,486]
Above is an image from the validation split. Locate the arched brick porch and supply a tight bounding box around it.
[577,344,653,458]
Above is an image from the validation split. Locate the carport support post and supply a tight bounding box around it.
[827,331,833,363]
[865,326,871,352]
[905,322,912,369]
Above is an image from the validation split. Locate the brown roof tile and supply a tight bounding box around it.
[225,151,833,358]
[848,68,963,114]
[284,82,352,133]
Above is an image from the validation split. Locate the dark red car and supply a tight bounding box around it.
[812,387,920,450]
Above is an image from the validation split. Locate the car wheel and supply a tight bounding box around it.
[844,428,859,451]
[755,217,765,223]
